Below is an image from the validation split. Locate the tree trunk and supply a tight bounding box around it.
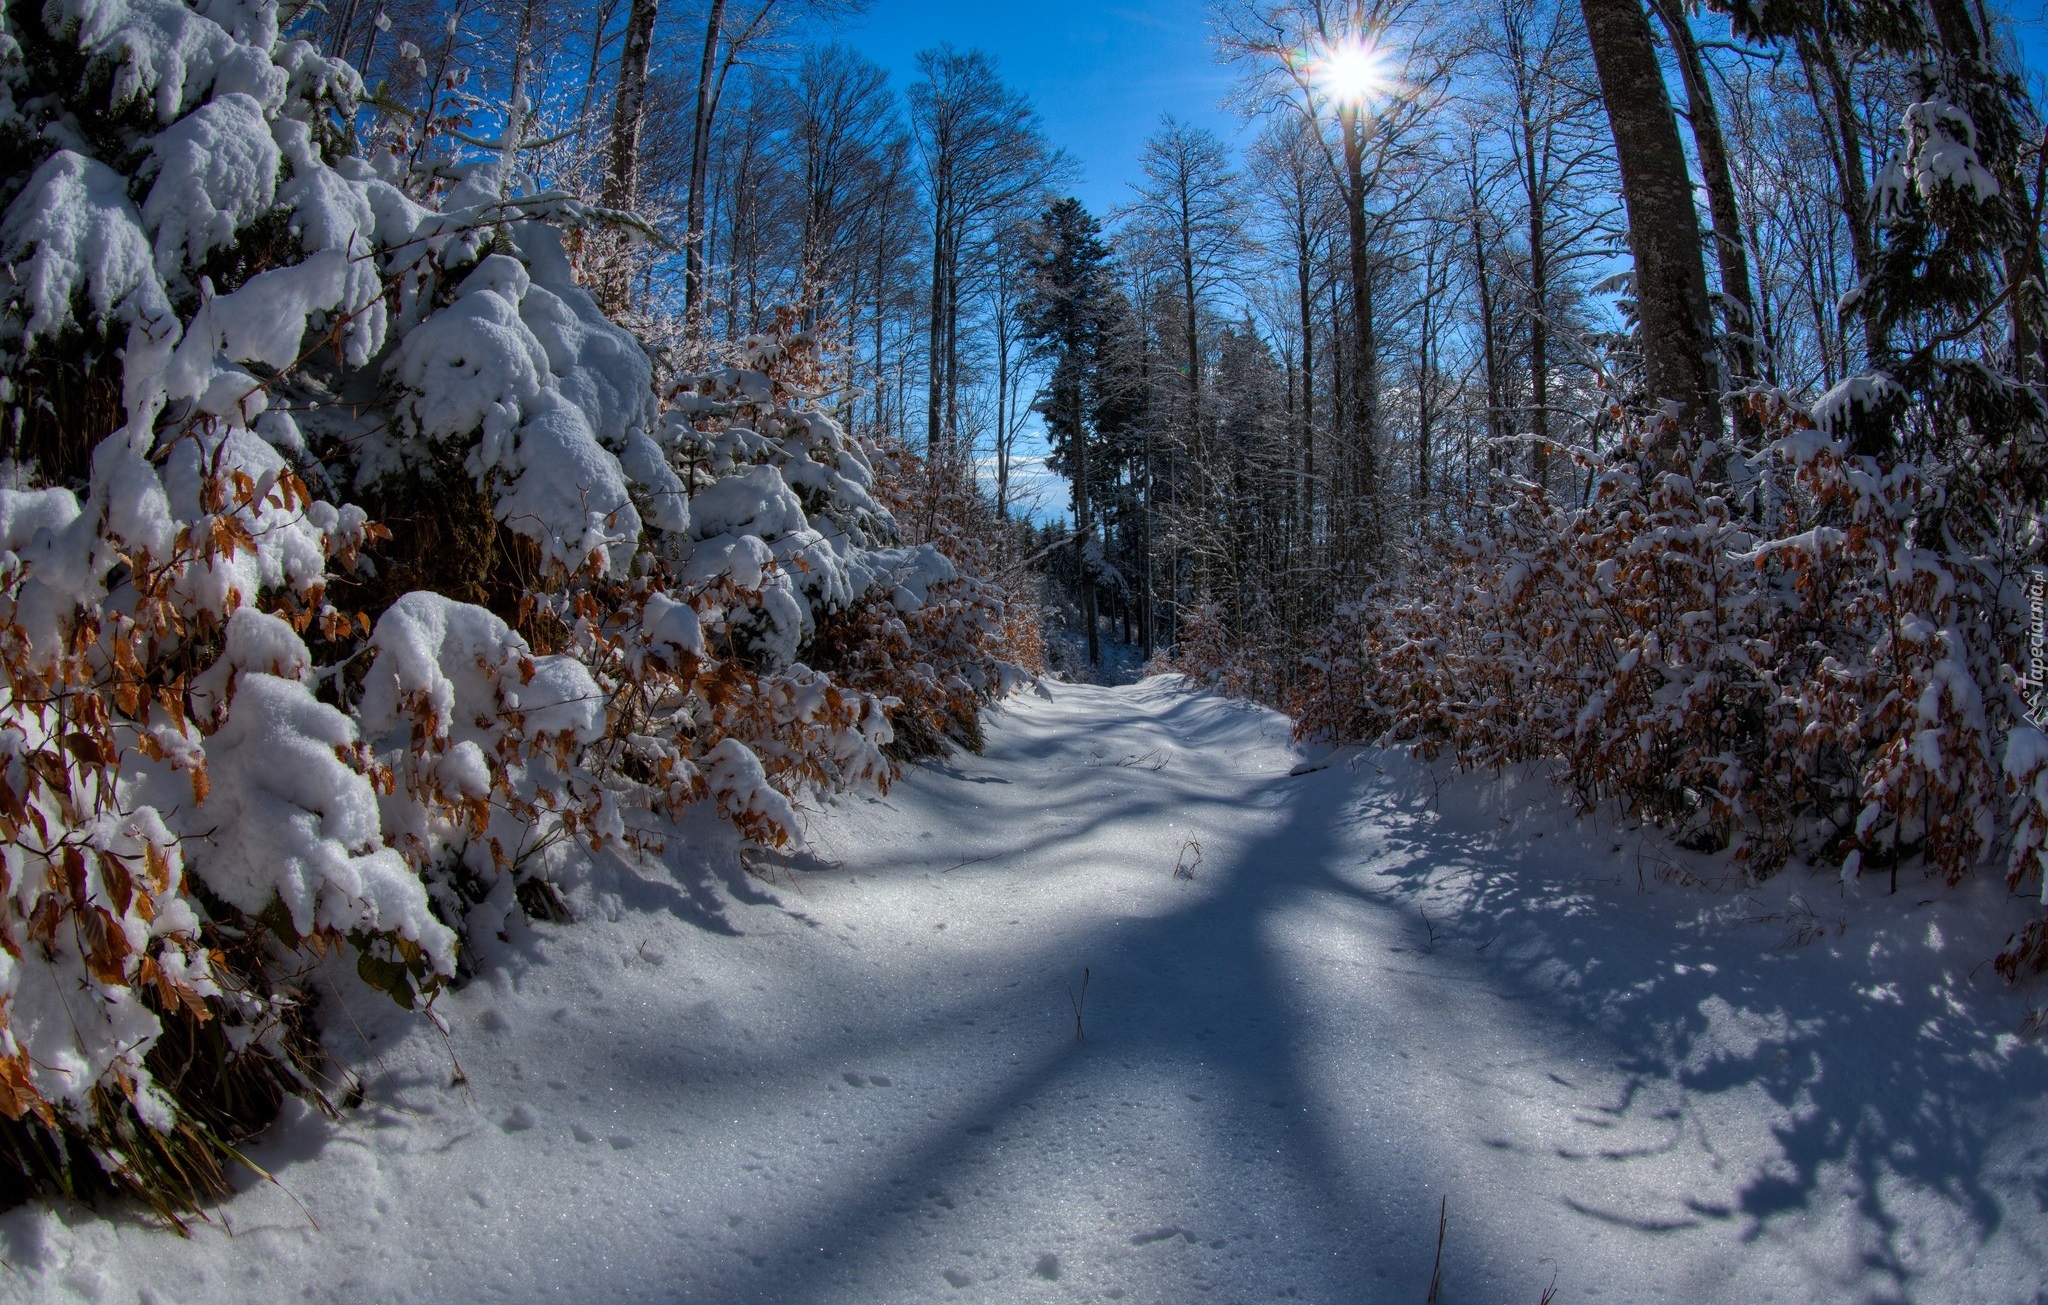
[598,0,660,313]
[924,211,950,465]
[497,0,539,194]
[1468,151,1506,473]
[682,0,731,328]
[994,320,1011,519]
[1417,326,1432,509]
[1179,224,1205,577]
[1579,0,1723,450]
[329,0,363,59]
[1338,104,1379,549]
[574,0,624,157]
[1141,344,1156,659]
[943,262,961,468]
[1073,375,1099,665]
[1654,0,1760,411]
[1797,32,1886,367]
[1523,119,1551,486]
[1296,225,1315,553]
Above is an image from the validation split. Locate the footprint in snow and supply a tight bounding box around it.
[941,1268,974,1288]
[572,1124,598,1144]
[500,1104,538,1132]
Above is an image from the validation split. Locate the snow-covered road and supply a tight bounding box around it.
[6,680,2046,1303]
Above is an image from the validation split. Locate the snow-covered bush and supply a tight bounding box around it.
[1270,16,2048,974]
[0,455,446,1215]
[820,429,1043,758]
[355,591,611,946]
[0,0,465,1208]
[0,0,1035,1219]
[1285,401,2045,965]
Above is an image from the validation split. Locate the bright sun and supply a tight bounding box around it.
[1311,37,1394,108]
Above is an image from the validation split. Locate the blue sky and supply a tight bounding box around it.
[2017,3,2048,61]
[832,3,2048,222]
[835,0,1245,220]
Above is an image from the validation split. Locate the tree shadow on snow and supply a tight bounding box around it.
[647,771,1465,1303]
[1347,756,2048,1296]
[522,719,2045,1303]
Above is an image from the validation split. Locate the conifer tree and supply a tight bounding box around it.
[1732,0,2045,463]
[1023,198,1115,664]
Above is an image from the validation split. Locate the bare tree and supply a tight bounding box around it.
[908,46,1062,472]
[1248,116,1341,552]
[981,215,1041,522]
[778,44,906,325]
[679,0,867,326]
[1473,0,1612,484]
[1128,116,1255,574]
[1214,0,1449,561]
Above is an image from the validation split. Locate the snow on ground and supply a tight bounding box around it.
[5,679,2046,1303]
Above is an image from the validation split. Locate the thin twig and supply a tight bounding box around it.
[1426,1196,1448,1302]
[940,852,1001,874]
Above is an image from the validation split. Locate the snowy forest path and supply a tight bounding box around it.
[774,676,1437,1301]
[6,680,2046,1304]
[759,678,2048,1304]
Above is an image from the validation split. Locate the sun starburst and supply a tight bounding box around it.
[1310,36,1395,109]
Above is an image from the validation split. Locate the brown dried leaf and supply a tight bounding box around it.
[77,906,133,985]
[63,731,113,766]
[96,850,134,915]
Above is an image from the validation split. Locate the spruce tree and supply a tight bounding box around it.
[1023,197,1115,665]
[1733,0,2045,469]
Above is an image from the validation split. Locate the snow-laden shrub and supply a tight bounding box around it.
[1284,403,2046,968]
[355,591,612,945]
[0,457,446,1216]
[0,0,483,1208]
[0,0,1037,1219]
[820,430,1046,758]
